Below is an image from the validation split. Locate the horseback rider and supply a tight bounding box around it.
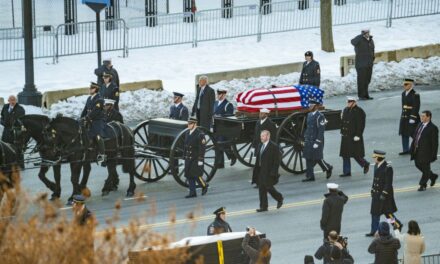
[81,82,106,164]
[104,99,123,123]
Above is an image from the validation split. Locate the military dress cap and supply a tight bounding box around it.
[103,72,112,78]
[217,88,228,93]
[173,92,184,97]
[304,51,313,57]
[72,194,86,203]
[404,78,415,84]
[188,116,198,123]
[103,58,112,63]
[346,96,358,102]
[260,108,271,113]
[361,28,370,33]
[327,183,339,190]
[104,99,115,105]
[90,82,100,89]
[372,150,386,158]
[213,207,226,215]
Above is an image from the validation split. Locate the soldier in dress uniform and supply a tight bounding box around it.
[339,96,370,177]
[366,150,402,237]
[302,99,333,182]
[299,51,321,87]
[207,206,233,235]
[81,82,106,164]
[72,194,93,226]
[169,92,189,121]
[72,194,94,262]
[213,88,236,168]
[183,117,208,198]
[100,72,120,111]
[94,58,120,87]
[399,78,420,155]
[104,99,123,123]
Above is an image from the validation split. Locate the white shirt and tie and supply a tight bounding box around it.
[197,86,206,110]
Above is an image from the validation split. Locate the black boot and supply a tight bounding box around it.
[96,136,107,166]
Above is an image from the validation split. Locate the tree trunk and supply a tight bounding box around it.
[320,0,335,52]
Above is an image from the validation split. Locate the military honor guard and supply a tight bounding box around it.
[207,207,233,235]
[299,51,321,87]
[366,150,402,237]
[399,78,420,155]
[104,99,123,123]
[81,82,106,164]
[213,88,236,168]
[351,29,375,100]
[72,194,93,226]
[100,72,120,111]
[253,130,283,212]
[94,58,120,87]
[183,117,209,198]
[410,110,438,191]
[191,76,215,129]
[302,99,333,182]
[339,96,370,177]
[169,92,189,121]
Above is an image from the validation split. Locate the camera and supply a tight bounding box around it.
[337,236,348,248]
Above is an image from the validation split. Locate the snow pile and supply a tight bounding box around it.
[45,56,440,122]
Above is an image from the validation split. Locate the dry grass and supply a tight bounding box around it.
[0,168,195,264]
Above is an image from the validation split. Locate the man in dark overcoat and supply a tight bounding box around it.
[94,58,120,87]
[302,99,333,182]
[299,51,321,87]
[410,110,438,191]
[399,78,420,155]
[320,183,348,240]
[213,88,235,168]
[366,150,402,237]
[1,95,25,144]
[339,96,370,177]
[351,29,375,100]
[207,207,232,235]
[99,72,120,111]
[169,92,189,121]
[183,117,208,198]
[191,76,215,129]
[81,82,106,164]
[253,130,283,212]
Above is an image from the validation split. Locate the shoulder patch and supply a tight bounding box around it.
[96,103,101,108]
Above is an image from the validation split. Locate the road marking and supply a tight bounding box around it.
[377,95,401,101]
[96,184,439,236]
[124,195,148,201]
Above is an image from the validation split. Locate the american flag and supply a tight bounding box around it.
[236,85,324,112]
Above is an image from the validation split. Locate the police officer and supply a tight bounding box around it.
[104,99,123,123]
[302,99,333,182]
[81,82,106,164]
[399,78,420,155]
[213,88,236,168]
[366,150,402,237]
[207,207,232,235]
[100,72,120,111]
[169,92,189,121]
[339,96,370,177]
[183,117,208,198]
[72,194,93,226]
[299,51,321,87]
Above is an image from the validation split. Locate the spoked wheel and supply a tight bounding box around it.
[231,141,256,167]
[133,120,170,182]
[170,127,218,187]
[276,112,307,174]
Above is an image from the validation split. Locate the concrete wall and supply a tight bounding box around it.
[340,43,440,76]
[42,80,163,108]
[195,62,304,87]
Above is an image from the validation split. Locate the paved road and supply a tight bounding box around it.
[20,85,440,263]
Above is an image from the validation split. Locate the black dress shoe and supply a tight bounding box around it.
[431,173,438,187]
[202,185,209,196]
[302,177,315,182]
[339,173,351,177]
[185,194,197,198]
[365,233,375,237]
[256,208,268,213]
[417,186,427,192]
[398,151,410,155]
[366,96,374,100]
[230,157,237,166]
[326,166,333,179]
[277,199,283,209]
[364,162,370,174]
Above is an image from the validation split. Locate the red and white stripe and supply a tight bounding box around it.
[235,86,302,112]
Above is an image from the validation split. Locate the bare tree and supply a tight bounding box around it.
[320,0,335,52]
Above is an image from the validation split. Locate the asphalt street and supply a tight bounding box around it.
[19,84,440,264]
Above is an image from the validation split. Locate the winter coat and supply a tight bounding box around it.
[252,118,277,149]
[320,191,349,236]
[94,64,120,87]
[241,234,271,264]
[191,85,215,129]
[300,60,321,87]
[81,94,105,139]
[303,111,326,160]
[99,82,120,111]
[399,89,420,137]
[206,217,232,235]
[370,161,398,215]
[169,103,189,121]
[394,230,425,264]
[410,122,439,163]
[368,235,401,264]
[183,128,205,179]
[351,34,375,68]
[252,141,280,187]
[314,241,354,264]
[104,108,124,124]
[339,105,366,158]
[1,103,25,143]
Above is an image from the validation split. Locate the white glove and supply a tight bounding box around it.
[409,119,416,124]
[198,161,203,166]
[313,143,319,149]
[354,136,360,141]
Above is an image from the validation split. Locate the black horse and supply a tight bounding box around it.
[44,116,136,200]
[0,140,20,200]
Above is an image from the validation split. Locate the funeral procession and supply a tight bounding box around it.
[0,0,439,263]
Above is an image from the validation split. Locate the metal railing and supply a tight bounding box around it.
[370,253,440,263]
[1,0,439,63]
